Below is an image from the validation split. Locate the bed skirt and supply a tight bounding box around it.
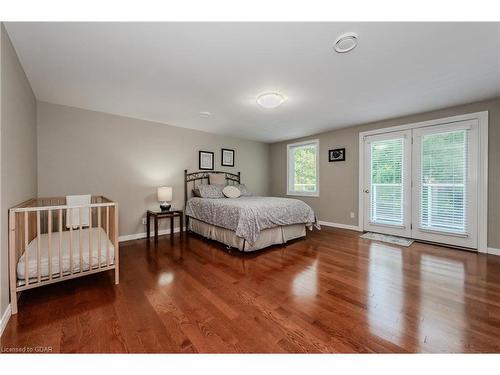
[188,217,307,252]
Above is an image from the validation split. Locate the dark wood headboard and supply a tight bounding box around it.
[184,169,241,208]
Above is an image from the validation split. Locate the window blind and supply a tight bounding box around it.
[420,130,467,234]
[370,138,405,226]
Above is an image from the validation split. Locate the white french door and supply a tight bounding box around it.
[411,121,478,248]
[363,131,412,237]
[363,119,480,249]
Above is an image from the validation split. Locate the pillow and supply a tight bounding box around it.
[234,184,252,196]
[209,173,225,186]
[222,185,241,199]
[197,184,224,199]
[192,187,201,197]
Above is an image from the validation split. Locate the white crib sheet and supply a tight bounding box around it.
[17,226,115,284]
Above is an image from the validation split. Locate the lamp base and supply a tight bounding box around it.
[160,202,171,212]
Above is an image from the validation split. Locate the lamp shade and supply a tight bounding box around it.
[157,186,172,202]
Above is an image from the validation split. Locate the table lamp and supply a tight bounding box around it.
[157,186,172,211]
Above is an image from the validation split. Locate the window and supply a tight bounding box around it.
[287,139,319,196]
[370,137,405,226]
[420,129,467,234]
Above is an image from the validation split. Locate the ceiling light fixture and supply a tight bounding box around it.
[256,92,285,109]
[334,32,358,53]
[199,111,211,116]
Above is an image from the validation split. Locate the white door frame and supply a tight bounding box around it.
[358,111,488,252]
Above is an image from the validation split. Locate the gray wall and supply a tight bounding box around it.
[37,101,270,237]
[270,97,500,249]
[0,25,37,318]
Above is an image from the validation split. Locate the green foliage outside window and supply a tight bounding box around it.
[422,130,465,184]
[371,139,403,184]
[293,145,317,192]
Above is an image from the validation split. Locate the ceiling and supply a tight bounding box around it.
[5,22,500,143]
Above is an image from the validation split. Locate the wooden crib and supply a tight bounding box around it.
[8,196,119,314]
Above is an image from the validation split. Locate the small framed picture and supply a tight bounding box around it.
[329,148,346,162]
[199,151,214,170]
[221,148,235,167]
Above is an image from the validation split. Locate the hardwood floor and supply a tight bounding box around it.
[2,227,500,353]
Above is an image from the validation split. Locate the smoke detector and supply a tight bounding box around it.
[334,32,358,53]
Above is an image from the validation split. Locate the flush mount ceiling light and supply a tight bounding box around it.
[334,32,358,53]
[256,92,285,109]
[199,111,211,116]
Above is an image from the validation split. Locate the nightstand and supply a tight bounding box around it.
[146,209,184,243]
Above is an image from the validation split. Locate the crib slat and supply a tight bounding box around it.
[48,209,52,280]
[98,206,102,269]
[106,206,110,267]
[37,211,41,283]
[69,208,74,275]
[58,209,63,278]
[79,208,83,273]
[24,212,29,286]
[89,207,93,269]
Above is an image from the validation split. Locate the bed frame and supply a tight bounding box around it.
[184,169,240,228]
[8,196,119,315]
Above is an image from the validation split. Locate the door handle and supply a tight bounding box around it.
[364,189,370,193]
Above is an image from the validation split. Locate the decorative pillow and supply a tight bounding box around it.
[234,184,252,196]
[209,173,225,186]
[192,187,201,197]
[222,185,241,199]
[198,184,224,199]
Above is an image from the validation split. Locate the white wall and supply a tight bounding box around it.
[37,101,270,237]
[0,24,38,321]
[270,97,500,248]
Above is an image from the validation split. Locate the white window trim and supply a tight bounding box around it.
[287,139,320,197]
[358,111,488,252]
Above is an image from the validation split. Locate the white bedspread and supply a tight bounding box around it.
[17,227,115,283]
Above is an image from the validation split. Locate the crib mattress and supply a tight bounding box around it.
[17,227,115,285]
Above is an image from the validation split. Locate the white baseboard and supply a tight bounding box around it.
[122,221,363,241]
[318,220,361,232]
[119,227,185,242]
[0,304,12,337]
[488,247,500,256]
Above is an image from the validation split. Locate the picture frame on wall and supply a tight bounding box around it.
[329,148,346,162]
[199,151,214,170]
[221,148,235,167]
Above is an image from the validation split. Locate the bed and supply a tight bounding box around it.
[184,170,319,251]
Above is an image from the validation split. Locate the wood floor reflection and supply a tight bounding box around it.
[2,227,500,353]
